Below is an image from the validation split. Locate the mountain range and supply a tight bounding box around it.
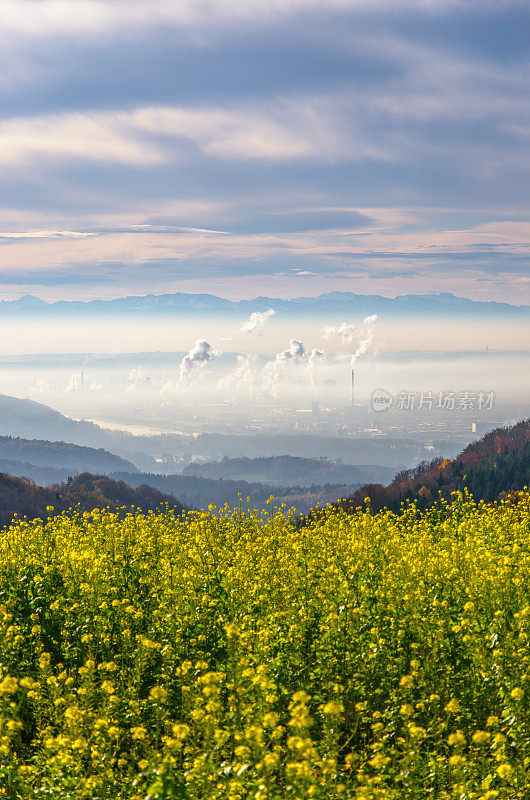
[2,291,529,316]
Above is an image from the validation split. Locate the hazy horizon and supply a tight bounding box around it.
[0,0,527,461]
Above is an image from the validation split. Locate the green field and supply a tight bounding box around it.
[0,493,529,798]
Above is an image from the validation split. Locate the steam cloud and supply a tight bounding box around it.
[323,322,356,344]
[240,308,276,335]
[264,338,306,397]
[179,339,217,381]
[66,372,84,392]
[29,379,51,395]
[126,366,151,391]
[351,314,377,367]
[217,354,258,401]
[323,314,378,367]
[307,348,326,398]
[160,338,219,394]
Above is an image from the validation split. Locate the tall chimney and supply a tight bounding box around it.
[351,369,355,406]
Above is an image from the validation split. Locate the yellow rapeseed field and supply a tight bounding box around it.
[0,491,529,799]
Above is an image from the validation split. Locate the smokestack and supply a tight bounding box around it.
[351,369,355,406]
[312,400,320,420]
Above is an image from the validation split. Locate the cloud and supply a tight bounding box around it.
[263,338,306,397]
[0,95,390,169]
[0,230,94,240]
[323,314,378,368]
[217,354,258,400]
[323,322,359,344]
[308,347,326,397]
[231,208,373,234]
[0,110,163,166]
[179,338,218,381]
[0,0,474,42]
[1,2,530,303]
[240,308,276,334]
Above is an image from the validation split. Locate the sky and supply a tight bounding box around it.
[0,0,530,303]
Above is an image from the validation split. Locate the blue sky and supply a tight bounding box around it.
[0,0,529,303]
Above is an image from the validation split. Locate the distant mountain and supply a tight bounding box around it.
[1,291,528,316]
[0,435,136,475]
[0,394,113,447]
[183,455,394,488]
[0,472,185,529]
[333,418,530,516]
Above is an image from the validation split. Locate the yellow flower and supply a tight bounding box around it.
[0,676,18,695]
[472,730,491,745]
[172,723,190,740]
[321,700,344,716]
[149,686,168,703]
[448,731,466,747]
[496,763,513,779]
[291,691,311,704]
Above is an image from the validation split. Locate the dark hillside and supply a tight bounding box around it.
[0,434,137,473]
[183,455,394,487]
[335,419,530,515]
[0,472,185,528]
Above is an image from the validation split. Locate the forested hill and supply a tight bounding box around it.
[0,472,185,528]
[0,435,137,474]
[183,455,393,488]
[336,418,530,515]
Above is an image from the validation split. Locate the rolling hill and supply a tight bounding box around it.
[183,455,394,487]
[0,434,137,474]
[0,393,113,447]
[336,418,530,515]
[0,472,185,528]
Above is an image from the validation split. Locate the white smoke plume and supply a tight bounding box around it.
[29,379,51,395]
[278,339,305,362]
[217,354,258,401]
[323,314,378,367]
[126,366,151,392]
[223,308,276,340]
[263,338,305,397]
[240,308,276,335]
[179,338,217,382]
[66,372,84,392]
[351,314,377,367]
[307,348,326,398]
[323,321,357,344]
